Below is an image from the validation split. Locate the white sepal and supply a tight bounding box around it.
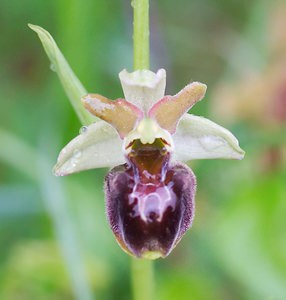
[119,69,166,113]
[173,114,245,161]
[54,121,124,176]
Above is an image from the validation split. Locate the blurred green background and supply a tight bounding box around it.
[0,0,285,299]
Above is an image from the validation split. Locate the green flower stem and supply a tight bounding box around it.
[133,0,150,70]
[131,1,154,300]
[131,258,154,300]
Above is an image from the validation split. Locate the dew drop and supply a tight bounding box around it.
[73,149,82,159]
[71,150,82,167]
[80,126,88,134]
[50,63,57,72]
[200,136,225,151]
[102,126,109,133]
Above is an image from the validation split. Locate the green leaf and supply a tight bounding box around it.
[28,24,96,125]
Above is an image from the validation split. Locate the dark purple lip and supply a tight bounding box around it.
[105,138,196,258]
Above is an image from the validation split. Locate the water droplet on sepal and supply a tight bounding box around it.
[79,126,88,134]
[69,149,82,168]
[73,149,82,159]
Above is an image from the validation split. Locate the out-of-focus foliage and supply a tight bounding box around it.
[0,0,285,299]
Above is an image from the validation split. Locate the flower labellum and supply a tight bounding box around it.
[106,137,196,259]
[54,69,245,259]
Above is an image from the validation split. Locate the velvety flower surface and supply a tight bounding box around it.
[54,69,244,259]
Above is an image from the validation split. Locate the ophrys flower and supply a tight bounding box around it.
[54,69,244,259]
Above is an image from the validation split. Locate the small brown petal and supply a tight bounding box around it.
[148,82,207,134]
[82,94,143,138]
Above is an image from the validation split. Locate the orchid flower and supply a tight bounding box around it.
[53,69,245,259]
